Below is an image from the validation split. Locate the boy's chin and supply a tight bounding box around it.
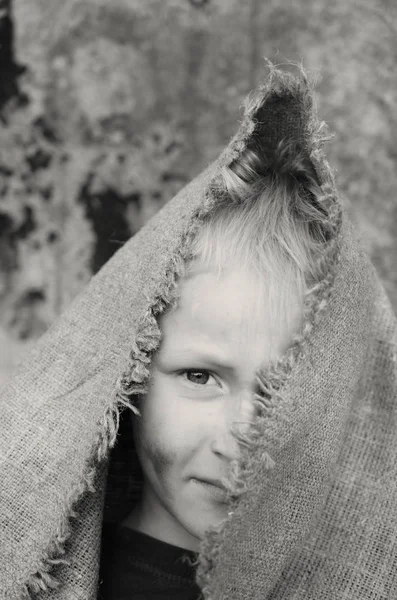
[179,498,231,542]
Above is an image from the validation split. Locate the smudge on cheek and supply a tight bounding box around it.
[141,433,175,480]
[133,416,179,494]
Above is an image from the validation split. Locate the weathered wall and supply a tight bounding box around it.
[1,0,396,383]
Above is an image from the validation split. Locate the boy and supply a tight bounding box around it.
[100,135,317,598]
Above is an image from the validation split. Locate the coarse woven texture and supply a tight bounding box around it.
[1,61,397,600]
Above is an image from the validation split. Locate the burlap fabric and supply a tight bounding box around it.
[1,64,397,600]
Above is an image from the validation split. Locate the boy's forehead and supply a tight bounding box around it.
[178,269,266,329]
[159,268,302,367]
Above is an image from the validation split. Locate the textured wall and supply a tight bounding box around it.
[1,0,396,382]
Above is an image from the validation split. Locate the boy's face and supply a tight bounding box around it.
[128,264,302,551]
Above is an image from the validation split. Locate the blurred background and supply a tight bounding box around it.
[0,0,396,385]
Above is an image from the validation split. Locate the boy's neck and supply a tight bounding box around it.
[122,499,200,552]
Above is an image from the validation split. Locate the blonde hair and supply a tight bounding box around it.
[188,138,330,350]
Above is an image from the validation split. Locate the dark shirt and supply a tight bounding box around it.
[99,524,203,600]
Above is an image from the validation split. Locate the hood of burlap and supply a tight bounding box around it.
[1,63,396,600]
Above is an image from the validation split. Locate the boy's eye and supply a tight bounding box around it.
[185,370,212,385]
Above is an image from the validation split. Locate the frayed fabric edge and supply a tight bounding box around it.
[196,208,342,599]
[195,65,344,598]
[19,203,208,599]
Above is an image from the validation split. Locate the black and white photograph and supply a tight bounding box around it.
[1,1,397,598]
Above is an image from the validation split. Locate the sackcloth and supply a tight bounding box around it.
[1,63,397,600]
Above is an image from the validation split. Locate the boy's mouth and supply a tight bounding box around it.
[191,478,229,502]
[192,475,226,488]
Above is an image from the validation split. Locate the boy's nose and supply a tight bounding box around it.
[209,391,256,462]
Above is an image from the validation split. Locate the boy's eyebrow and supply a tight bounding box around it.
[160,346,237,373]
